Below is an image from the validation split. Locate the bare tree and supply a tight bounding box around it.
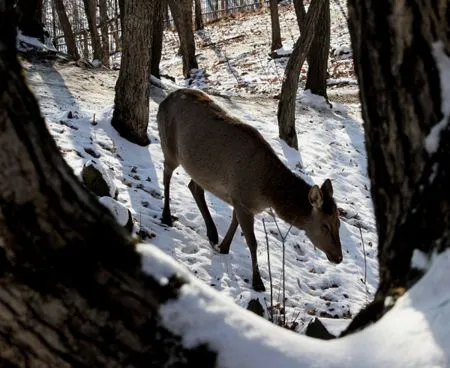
[293,0,306,26]
[151,0,165,78]
[277,0,325,149]
[98,0,111,67]
[293,0,330,99]
[269,0,282,51]
[304,0,330,98]
[83,0,103,61]
[53,0,80,59]
[194,0,204,31]
[168,0,199,78]
[342,0,450,334]
[111,0,153,146]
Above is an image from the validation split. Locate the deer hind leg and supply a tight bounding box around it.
[218,209,238,254]
[162,161,176,226]
[188,180,219,245]
[234,205,265,292]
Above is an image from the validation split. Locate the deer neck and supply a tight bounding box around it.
[266,166,313,227]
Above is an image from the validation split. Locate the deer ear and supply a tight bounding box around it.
[321,179,333,198]
[308,185,323,208]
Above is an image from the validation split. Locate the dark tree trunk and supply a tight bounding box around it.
[343,0,450,335]
[194,0,204,31]
[99,0,111,67]
[269,0,282,52]
[0,6,216,366]
[151,0,165,78]
[83,0,103,61]
[305,0,330,98]
[82,30,90,59]
[168,0,199,78]
[293,0,306,28]
[277,0,325,150]
[53,0,80,60]
[113,0,122,51]
[16,0,45,41]
[111,0,153,146]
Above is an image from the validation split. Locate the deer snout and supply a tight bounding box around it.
[326,252,343,264]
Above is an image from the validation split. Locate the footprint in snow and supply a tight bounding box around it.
[181,243,199,254]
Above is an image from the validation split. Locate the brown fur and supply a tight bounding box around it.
[157,88,343,291]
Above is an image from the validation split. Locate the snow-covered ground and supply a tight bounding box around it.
[23,4,375,336]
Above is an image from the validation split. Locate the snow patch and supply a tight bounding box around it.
[98,196,130,227]
[425,41,450,154]
[411,249,430,271]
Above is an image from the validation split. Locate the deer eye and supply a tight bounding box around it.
[322,225,330,233]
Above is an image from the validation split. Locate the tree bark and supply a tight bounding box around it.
[293,0,306,28]
[111,0,153,146]
[16,0,45,41]
[168,0,199,78]
[343,0,450,335]
[53,0,80,60]
[83,0,103,61]
[0,6,217,366]
[151,0,165,78]
[194,0,204,31]
[269,0,282,52]
[99,0,111,67]
[305,0,330,98]
[277,0,325,150]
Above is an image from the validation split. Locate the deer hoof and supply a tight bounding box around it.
[161,216,173,227]
[207,232,219,245]
[253,281,266,292]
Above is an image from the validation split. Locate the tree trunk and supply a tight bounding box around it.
[269,0,282,52]
[293,0,306,28]
[151,0,165,78]
[16,0,45,41]
[343,0,450,335]
[168,0,199,78]
[277,0,325,150]
[82,30,90,59]
[111,0,153,146]
[53,0,80,60]
[98,0,111,67]
[0,12,217,366]
[305,0,330,98]
[113,0,122,51]
[194,0,204,31]
[83,0,103,61]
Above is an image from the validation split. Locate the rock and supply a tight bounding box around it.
[247,298,264,317]
[305,318,336,340]
[81,159,117,198]
[99,196,133,233]
[91,59,102,68]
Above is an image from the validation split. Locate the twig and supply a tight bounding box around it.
[269,209,293,327]
[262,218,274,322]
[358,225,367,284]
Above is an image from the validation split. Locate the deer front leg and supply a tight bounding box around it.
[234,205,265,292]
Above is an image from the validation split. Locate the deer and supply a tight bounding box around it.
[157,88,343,292]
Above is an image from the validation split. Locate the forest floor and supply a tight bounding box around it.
[23,3,377,336]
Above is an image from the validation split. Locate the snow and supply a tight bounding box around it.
[99,196,130,227]
[24,1,373,342]
[425,41,450,154]
[148,242,450,367]
[16,30,56,53]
